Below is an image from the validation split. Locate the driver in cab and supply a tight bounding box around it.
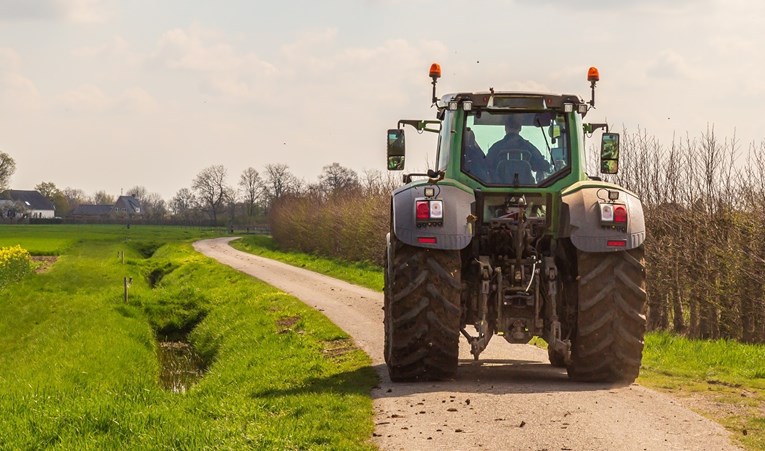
[486,115,550,184]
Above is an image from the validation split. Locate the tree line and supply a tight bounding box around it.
[603,127,765,343]
[0,152,389,229]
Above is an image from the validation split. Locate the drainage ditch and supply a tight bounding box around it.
[142,259,209,393]
[157,339,206,393]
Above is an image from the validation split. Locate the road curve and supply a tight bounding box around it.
[194,237,740,451]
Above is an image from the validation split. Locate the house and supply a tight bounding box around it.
[114,195,142,216]
[0,190,56,219]
[69,195,142,221]
[69,204,115,219]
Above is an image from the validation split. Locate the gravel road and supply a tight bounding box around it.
[194,237,740,451]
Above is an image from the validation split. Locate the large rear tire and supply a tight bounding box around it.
[384,234,461,382]
[567,247,647,383]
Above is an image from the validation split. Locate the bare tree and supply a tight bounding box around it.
[62,187,90,206]
[93,190,115,205]
[238,167,263,217]
[126,185,148,201]
[263,163,300,211]
[192,165,229,225]
[318,162,360,196]
[0,152,16,191]
[170,188,197,222]
[142,192,167,222]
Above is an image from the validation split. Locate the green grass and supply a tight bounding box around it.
[638,332,765,450]
[231,235,384,291]
[0,225,376,449]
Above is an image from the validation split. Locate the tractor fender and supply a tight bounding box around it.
[560,184,646,252]
[392,183,474,250]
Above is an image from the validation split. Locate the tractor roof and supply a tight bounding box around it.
[441,91,585,110]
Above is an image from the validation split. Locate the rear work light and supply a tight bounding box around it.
[415,199,444,225]
[599,202,628,230]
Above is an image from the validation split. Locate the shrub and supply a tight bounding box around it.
[0,245,32,290]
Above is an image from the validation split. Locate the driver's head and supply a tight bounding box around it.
[504,115,522,135]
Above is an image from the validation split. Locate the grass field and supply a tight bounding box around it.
[0,225,376,449]
[235,235,765,451]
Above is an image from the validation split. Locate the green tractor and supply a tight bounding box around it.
[384,64,646,383]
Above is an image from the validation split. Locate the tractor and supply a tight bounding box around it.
[384,64,647,383]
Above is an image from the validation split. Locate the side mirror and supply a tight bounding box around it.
[387,129,405,170]
[600,132,620,174]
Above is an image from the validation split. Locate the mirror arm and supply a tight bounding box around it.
[583,123,609,134]
[397,119,441,134]
[427,169,445,184]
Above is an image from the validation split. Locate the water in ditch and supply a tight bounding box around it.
[157,341,205,393]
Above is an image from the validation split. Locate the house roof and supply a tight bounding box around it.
[115,195,142,214]
[70,204,114,216]
[0,190,55,211]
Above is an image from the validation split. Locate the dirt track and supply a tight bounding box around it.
[194,237,740,451]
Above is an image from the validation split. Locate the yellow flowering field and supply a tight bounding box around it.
[0,245,32,289]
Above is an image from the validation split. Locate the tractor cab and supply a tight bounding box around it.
[387,65,621,187]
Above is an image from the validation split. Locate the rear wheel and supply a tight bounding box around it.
[567,247,647,383]
[384,234,461,381]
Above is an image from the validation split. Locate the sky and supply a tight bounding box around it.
[1,0,764,201]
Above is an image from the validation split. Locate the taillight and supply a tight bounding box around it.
[416,201,430,220]
[415,199,443,223]
[599,202,628,229]
[613,206,627,223]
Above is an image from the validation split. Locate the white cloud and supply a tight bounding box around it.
[646,50,697,81]
[0,0,110,22]
[55,84,110,111]
[61,0,108,22]
[153,25,278,100]
[0,48,42,111]
[516,0,711,13]
[73,36,134,60]
[116,87,158,113]
[55,84,157,113]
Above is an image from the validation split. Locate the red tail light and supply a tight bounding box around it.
[418,237,437,244]
[416,201,430,220]
[607,240,626,247]
[613,206,627,223]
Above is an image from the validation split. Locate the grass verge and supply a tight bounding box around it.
[236,235,765,450]
[0,225,376,449]
[231,235,383,291]
[637,332,765,450]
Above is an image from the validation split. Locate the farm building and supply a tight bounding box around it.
[0,190,56,219]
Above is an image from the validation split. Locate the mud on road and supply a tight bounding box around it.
[194,237,740,451]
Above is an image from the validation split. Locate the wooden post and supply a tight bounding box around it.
[124,277,128,303]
